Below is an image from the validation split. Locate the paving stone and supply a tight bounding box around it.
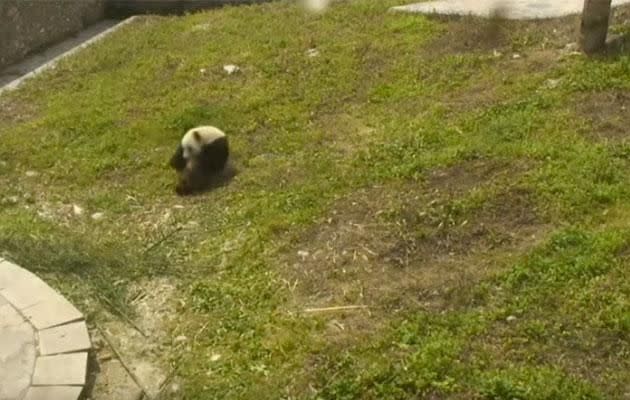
[39,320,91,355]
[0,302,25,328]
[32,352,88,386]
[390,0,630,19]
[0,263,57,310]
[0,259,27,290]
[0,319,37,400]
[23,386,84,400]
[22,296,83,330]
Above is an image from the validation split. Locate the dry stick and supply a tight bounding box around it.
[96,293,148,338]
[144,226,183,254]
[95,323,149,399]
[304,305,368,313]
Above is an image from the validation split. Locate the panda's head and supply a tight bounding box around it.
[181,126,226,160]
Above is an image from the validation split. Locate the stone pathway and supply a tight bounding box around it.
[0,258,91,400]
[391,0,630,19]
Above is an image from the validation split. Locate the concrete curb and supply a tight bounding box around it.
[0,16,138,96]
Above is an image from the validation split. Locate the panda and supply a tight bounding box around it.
[169,125,230,196]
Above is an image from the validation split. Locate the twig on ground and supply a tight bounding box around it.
[303,305,368,313]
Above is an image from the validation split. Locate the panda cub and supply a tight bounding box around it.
[169,125,229,196]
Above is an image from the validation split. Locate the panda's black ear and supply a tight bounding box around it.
[193,130,201,142]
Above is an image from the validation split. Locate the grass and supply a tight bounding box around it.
[1,0,630,398]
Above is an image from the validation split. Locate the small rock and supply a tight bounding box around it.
[199,68,207,74]
[91,212,105,220]
[543,78,561,89]
[210,353,221,362]
[25,170,38,177]
[223,64,240,74]
[73,204,84,216]
[297,250,309,260]
[306,48,320,57]
[192,23,210,31]
[173,204,185,209]
[170,382,181,394]
[4,196,18,204]
[506,315,517,323]
[174,335,188,343]
[512,53,521,59]
[564,42,579,52]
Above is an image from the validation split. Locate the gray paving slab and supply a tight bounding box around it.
[0,303,36,400]
[0,270,60,311]
[38,321,91,356]
[0,260,91,399]
[391,0,630,19]
[22,298,83,330]
[32,353,88,386]
[23,386,83,400]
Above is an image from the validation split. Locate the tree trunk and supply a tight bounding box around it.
[580,0,613,53]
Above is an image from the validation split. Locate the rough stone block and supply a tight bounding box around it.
[38,320,91,355]
[23,386,83,400]
[32,352,87,386]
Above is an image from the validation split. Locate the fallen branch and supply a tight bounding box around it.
[304,305,368,313]
[95,323,148,399]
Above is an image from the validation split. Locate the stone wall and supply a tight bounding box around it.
[0,0,105,69]
[106,0,272,17]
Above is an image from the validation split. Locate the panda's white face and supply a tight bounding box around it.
[181,131,203,160]
[182,143,197,160]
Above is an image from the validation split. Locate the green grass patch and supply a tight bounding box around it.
[1,0,630,398]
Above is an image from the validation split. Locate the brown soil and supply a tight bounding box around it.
[573,89,630,141]
[283,159,548,340]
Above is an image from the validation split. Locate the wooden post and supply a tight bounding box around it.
[580,0,613,53]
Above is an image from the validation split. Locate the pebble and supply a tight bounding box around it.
[91,212,105,220]
[25,170,38,177]
[174,335,188,343]
[223,64,240,74]
[506,315,517,323]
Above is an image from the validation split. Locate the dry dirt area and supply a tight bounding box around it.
[88,277,181,400]
[572,89,630,141]
[283,158,550,341]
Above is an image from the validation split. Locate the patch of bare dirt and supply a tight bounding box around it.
[284,159,548,339]
[89,277,179,400]
[311,112,376,156]
[0,97,38,125]
[573,90,630,141]
[424,11,580,57]
[426,158,530,197]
